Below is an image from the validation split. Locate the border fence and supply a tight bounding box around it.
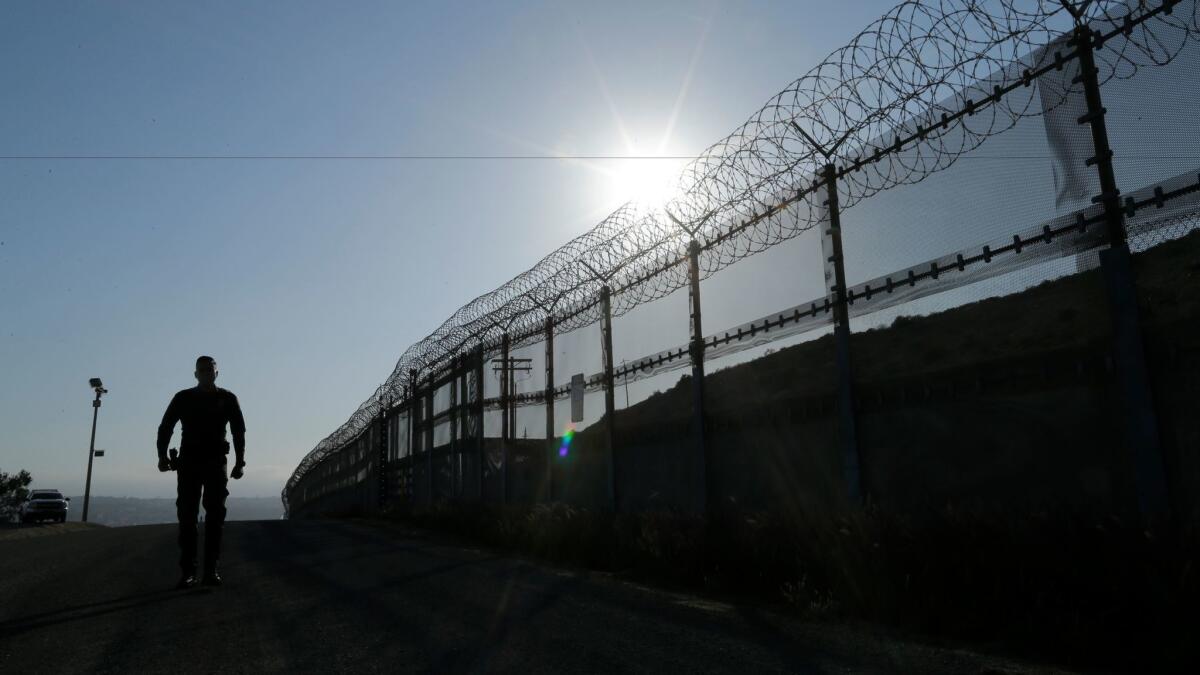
[285,0,1200,524]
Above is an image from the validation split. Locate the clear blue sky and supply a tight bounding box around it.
[1,0,905,499]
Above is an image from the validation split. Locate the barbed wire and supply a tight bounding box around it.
[283,0,1199,513]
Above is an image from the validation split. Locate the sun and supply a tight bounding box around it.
[606,153,686,208]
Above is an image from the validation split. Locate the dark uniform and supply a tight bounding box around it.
[157,386,246,575]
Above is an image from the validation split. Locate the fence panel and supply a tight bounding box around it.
[700,222,841,516]
[550,320,609,509]
[284,1,1200,523]
[508,339,549,503]
[610,270,692,512]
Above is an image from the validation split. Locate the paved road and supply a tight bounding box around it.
[0,519,1073,674]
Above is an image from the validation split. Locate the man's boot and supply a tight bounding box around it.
[202,559,222,586]
[176,568,199,589]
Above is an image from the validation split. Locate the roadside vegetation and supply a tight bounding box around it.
[336,228,1200,671]
[374,500,1197,672]
[0,468,32,523]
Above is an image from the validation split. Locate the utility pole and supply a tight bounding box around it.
[82,378,107,523]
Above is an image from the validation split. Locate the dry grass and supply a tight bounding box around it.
[363,232,1200,670]
[379,499,1199,672]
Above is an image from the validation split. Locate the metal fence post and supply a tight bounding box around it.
[446,357,453,494]
[500,331,511,504]
[425,378,434,506]
[822,163,863,505]
[461,359,470,499]
[378,392,388,511]
[1072,25,1170,520]
[408,370,417,505]
[475,346,485,501]
[544,316,555,502]
[686,239,711,514]
[600,285,618,511]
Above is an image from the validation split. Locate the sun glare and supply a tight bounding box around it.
[607,154,686,208]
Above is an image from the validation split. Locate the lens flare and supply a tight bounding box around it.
[559,424,576,457]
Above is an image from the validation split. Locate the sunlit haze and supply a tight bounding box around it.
[0,0,898,499]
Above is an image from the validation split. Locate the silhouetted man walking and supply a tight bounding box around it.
[157,355,246,589]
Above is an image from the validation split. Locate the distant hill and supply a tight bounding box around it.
[65,496,283,526]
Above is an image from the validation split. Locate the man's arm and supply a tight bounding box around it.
[156,392,182,469]
[228,392,246,467]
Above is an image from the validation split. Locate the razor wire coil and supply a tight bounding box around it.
[284,0,1199,513]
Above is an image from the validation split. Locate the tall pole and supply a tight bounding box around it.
[823,163,862,505]
[500,331,510,504]
[450,356,459,498]
[1073,25,1169,519]
[378,392,388,511]
[475,347,486,501]
[544,317,555,502]
[82,389,102,523]
[408,369,417,504]
[425,379,434,505]
[600,285,617,511]
[686,240,711,514]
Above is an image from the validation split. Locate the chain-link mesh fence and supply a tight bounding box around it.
[285,0,1200,524]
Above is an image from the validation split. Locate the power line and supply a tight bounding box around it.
[1,154,1197,161]
[0,154,700,161]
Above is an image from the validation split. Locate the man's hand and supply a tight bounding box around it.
[157,456,171,473]
[231,461,245,480]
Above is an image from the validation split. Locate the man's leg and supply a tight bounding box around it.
[201,459,230,580]
[176,465,202,578]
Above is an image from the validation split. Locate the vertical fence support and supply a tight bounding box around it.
[461,361,470,499]
[460,362,469,499]
[686,239,712,514]
[500,331,511,504]
[600,285,618,511]
[544,316,555,502]
[474,346,485,502]
[425,378,434,506]
[446,355,453,497]
[408,370,417,506]
[1073,26,1170,520]
[377,392,389,512]
[822,163,863,505]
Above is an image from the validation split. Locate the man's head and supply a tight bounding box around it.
[194,356,218,387]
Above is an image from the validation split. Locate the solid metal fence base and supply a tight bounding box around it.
[1099,243,1171,520]
[834,322,862,505]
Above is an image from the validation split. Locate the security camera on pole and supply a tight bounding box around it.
[83,377,108,523]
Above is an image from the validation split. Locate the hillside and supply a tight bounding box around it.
[611,229,1200,433]
[546,229,1200,517]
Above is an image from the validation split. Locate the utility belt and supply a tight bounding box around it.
[180,438,230,452]
[178,440,231,462]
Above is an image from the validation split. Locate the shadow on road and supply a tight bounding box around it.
[0,521,106,541]
[0,588,194,638]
